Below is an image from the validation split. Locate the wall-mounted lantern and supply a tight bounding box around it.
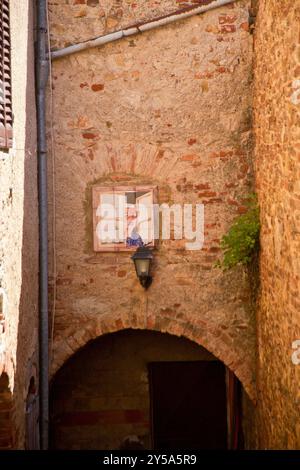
[131,246,153,289]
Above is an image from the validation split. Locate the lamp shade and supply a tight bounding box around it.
[131,246,153,288]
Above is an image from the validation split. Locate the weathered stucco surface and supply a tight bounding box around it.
[49,0,249,49]
[254,0,300,449]
[48,0,256,400]
[0,1,38,448]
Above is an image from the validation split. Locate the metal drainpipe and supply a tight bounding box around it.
[36,0,49,450]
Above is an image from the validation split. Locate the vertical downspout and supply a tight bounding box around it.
[36,0,49,450]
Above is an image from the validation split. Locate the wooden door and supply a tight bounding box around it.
[148,361,228,449]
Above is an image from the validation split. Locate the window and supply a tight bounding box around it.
[92,186,157,252]
[0,0,12,149]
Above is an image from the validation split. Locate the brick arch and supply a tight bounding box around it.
[0,373,15,449]
[51,314,256,401]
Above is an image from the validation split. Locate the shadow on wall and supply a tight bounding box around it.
[14,0,39,448]
[0,373,15,448]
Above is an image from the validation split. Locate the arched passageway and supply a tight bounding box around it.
[50,330,244,450]
[0,373,15,449]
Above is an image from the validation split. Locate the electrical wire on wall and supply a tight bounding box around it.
[46,0,57,363]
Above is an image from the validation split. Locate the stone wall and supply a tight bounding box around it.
[47,0,256,401]
[254,0,300,449]
[0,1,38,448]
[50,330,216,449]
[49,0,251,49]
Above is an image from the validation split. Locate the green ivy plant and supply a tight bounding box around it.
[216,193,260,270]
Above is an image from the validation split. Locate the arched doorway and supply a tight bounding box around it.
[25,376,39,450]
[50,330,243,450]
[0,373,15,449]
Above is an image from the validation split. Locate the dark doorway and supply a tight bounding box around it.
[148,361,227,449]
[50,330,245,450]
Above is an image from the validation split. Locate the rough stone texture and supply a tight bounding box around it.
[48,1,256,402]
[48,0,244,50]
[50,330,215,449]
[254,0,300,449]
[48,2,254,408]
[0,1,38,448]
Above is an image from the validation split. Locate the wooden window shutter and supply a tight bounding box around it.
[0,0,12,149]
